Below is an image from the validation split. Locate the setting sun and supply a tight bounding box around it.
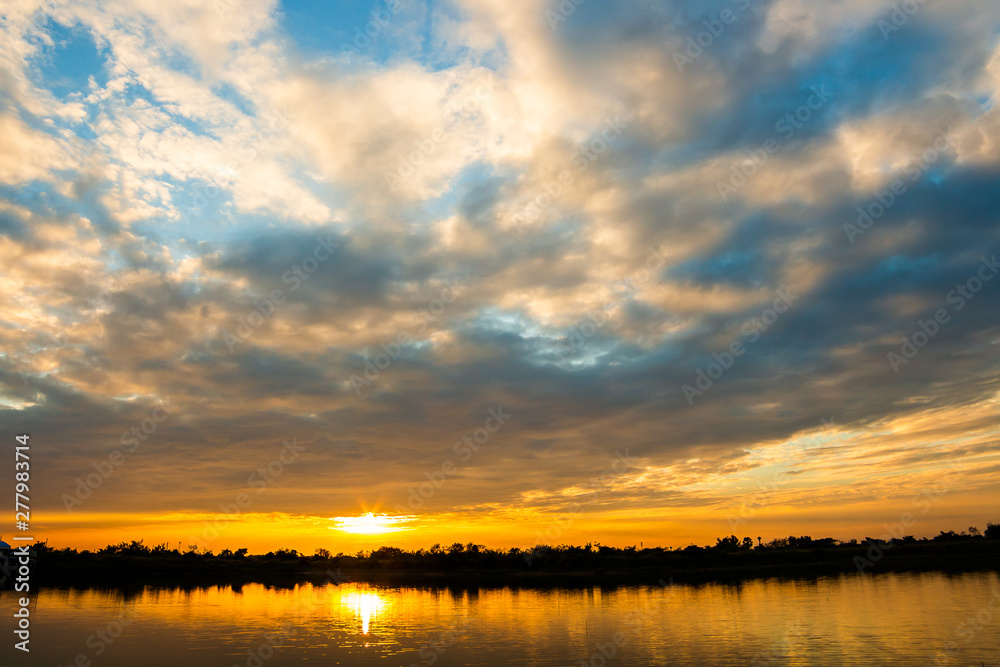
[330,513,411,535]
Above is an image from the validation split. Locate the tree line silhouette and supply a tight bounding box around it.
[26,521,999,586]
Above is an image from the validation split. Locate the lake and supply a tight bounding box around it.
[3,570,998,666]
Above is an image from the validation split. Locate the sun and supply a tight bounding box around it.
[329,512,411,535]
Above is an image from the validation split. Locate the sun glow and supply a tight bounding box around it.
[341,590,387,634]
[329,512,411,535]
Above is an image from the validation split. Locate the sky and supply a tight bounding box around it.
[2,0,999,555]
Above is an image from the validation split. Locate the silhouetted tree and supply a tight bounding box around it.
[715,535,740,551]
[373,546,403,559]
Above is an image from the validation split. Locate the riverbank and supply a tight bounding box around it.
[30,536,1000,590]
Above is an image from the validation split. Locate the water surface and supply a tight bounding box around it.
[3,570,998,666]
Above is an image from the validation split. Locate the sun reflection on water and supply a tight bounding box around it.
[6,574,1000,665]
[341,590,387,635]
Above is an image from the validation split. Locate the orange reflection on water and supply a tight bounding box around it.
[10,572,1000,666]
[340,590,387,634]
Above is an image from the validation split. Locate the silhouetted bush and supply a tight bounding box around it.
[28,522,999,588]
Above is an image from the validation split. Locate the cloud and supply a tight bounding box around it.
[0,112,72,183]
